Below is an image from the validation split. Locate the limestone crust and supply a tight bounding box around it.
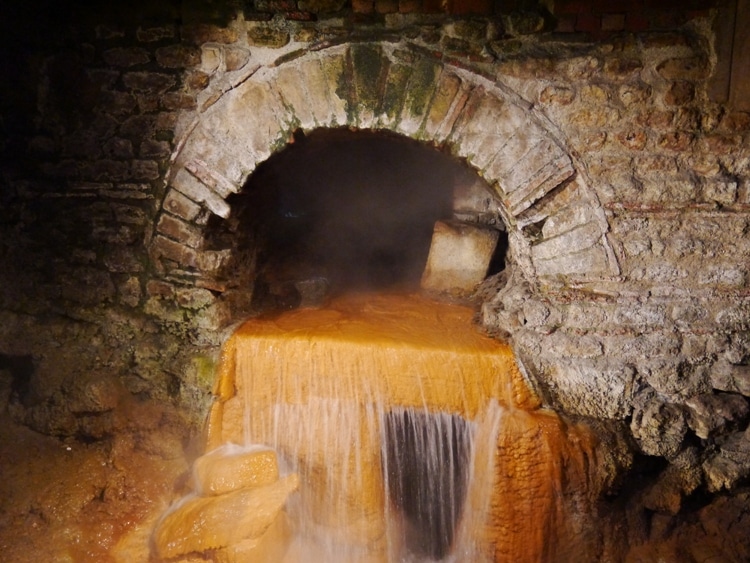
[152,473,299,559]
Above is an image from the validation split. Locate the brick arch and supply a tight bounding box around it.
[150,42,619,288]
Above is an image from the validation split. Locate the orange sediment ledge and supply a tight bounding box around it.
[210,292,539,445]
[201,292,600,562]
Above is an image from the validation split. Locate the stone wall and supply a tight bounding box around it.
[1,0,749,517]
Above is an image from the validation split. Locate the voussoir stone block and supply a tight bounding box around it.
[421,220,500,294]
[274,63,317,130]
[171,167,231,218]
[318,50,350,126]
[483,128,544,182]
[295,55,345,127]
[398,57,442,136]
[500,140,574,215]
[162,188,202,221]
[423,71,463,139]
[179,125,259,188]
[156,213,203,249]
[531,221,603,262]
[151,234,199,269]
[456,95,529,172]
[378,62,411,128]
[533,244,609,277]
[212,79,288,163]
[350,43,387,128]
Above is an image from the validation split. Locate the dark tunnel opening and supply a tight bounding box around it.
[205,128,507,311]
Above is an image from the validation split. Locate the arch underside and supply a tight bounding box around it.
[150,42,620,288]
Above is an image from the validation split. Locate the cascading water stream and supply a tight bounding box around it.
[153,292,602,562]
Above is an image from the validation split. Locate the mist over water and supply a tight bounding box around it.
[244,129,462,293]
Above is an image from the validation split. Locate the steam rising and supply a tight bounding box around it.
[248,129,460,294]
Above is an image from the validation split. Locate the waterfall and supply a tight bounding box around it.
[155,292,600,562]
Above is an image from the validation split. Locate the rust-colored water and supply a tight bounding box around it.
[203,292,600,562]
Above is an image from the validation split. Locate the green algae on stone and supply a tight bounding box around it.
[351,44,388,122]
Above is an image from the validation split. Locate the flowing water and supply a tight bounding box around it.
[199,292,600,562]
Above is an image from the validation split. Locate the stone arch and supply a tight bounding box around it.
[149,42,619,295]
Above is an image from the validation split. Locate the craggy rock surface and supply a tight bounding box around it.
[1,0,749,560]
[0,370,192,562]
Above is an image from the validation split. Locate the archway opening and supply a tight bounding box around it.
[206,128,508,312]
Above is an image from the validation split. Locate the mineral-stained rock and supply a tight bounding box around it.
[192,443,279,496]
[703,429,750,492]
[710,360,750,396]
[421,220,500,296]
[630,390,687,459]
[642,448,702,514]
[214,511,292,563]
[152,473,299,559]
[685,392,750,440]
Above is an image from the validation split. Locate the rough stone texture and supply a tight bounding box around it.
[1,2,750,560]
[420,220,500,295]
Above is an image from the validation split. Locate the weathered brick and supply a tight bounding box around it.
[177,125,257,188]
[184,158,240,198]
[377,62,411,127]
[122,71,176,94]
[656,56,708,81]
[225,46,252,71]
[664,80,694,105]
[497,138,572,204]
[291,55,343,127]
[131,160,160,181]
[136,25,176,42]
[102,47,150,67]
[157,213,203,248]
[182,24,238,45]
[171,168,231,218]
[151,234,199,269]
[163,189,202,220]
[423,71,469,141]
[539,85,575,105]
[247,23,291,48]
[542,203,601,240]
[531,221,603,262]
[162,92,197,110]
[616,130,648,151]
[103,138,134,159]
[534,244,610,276]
